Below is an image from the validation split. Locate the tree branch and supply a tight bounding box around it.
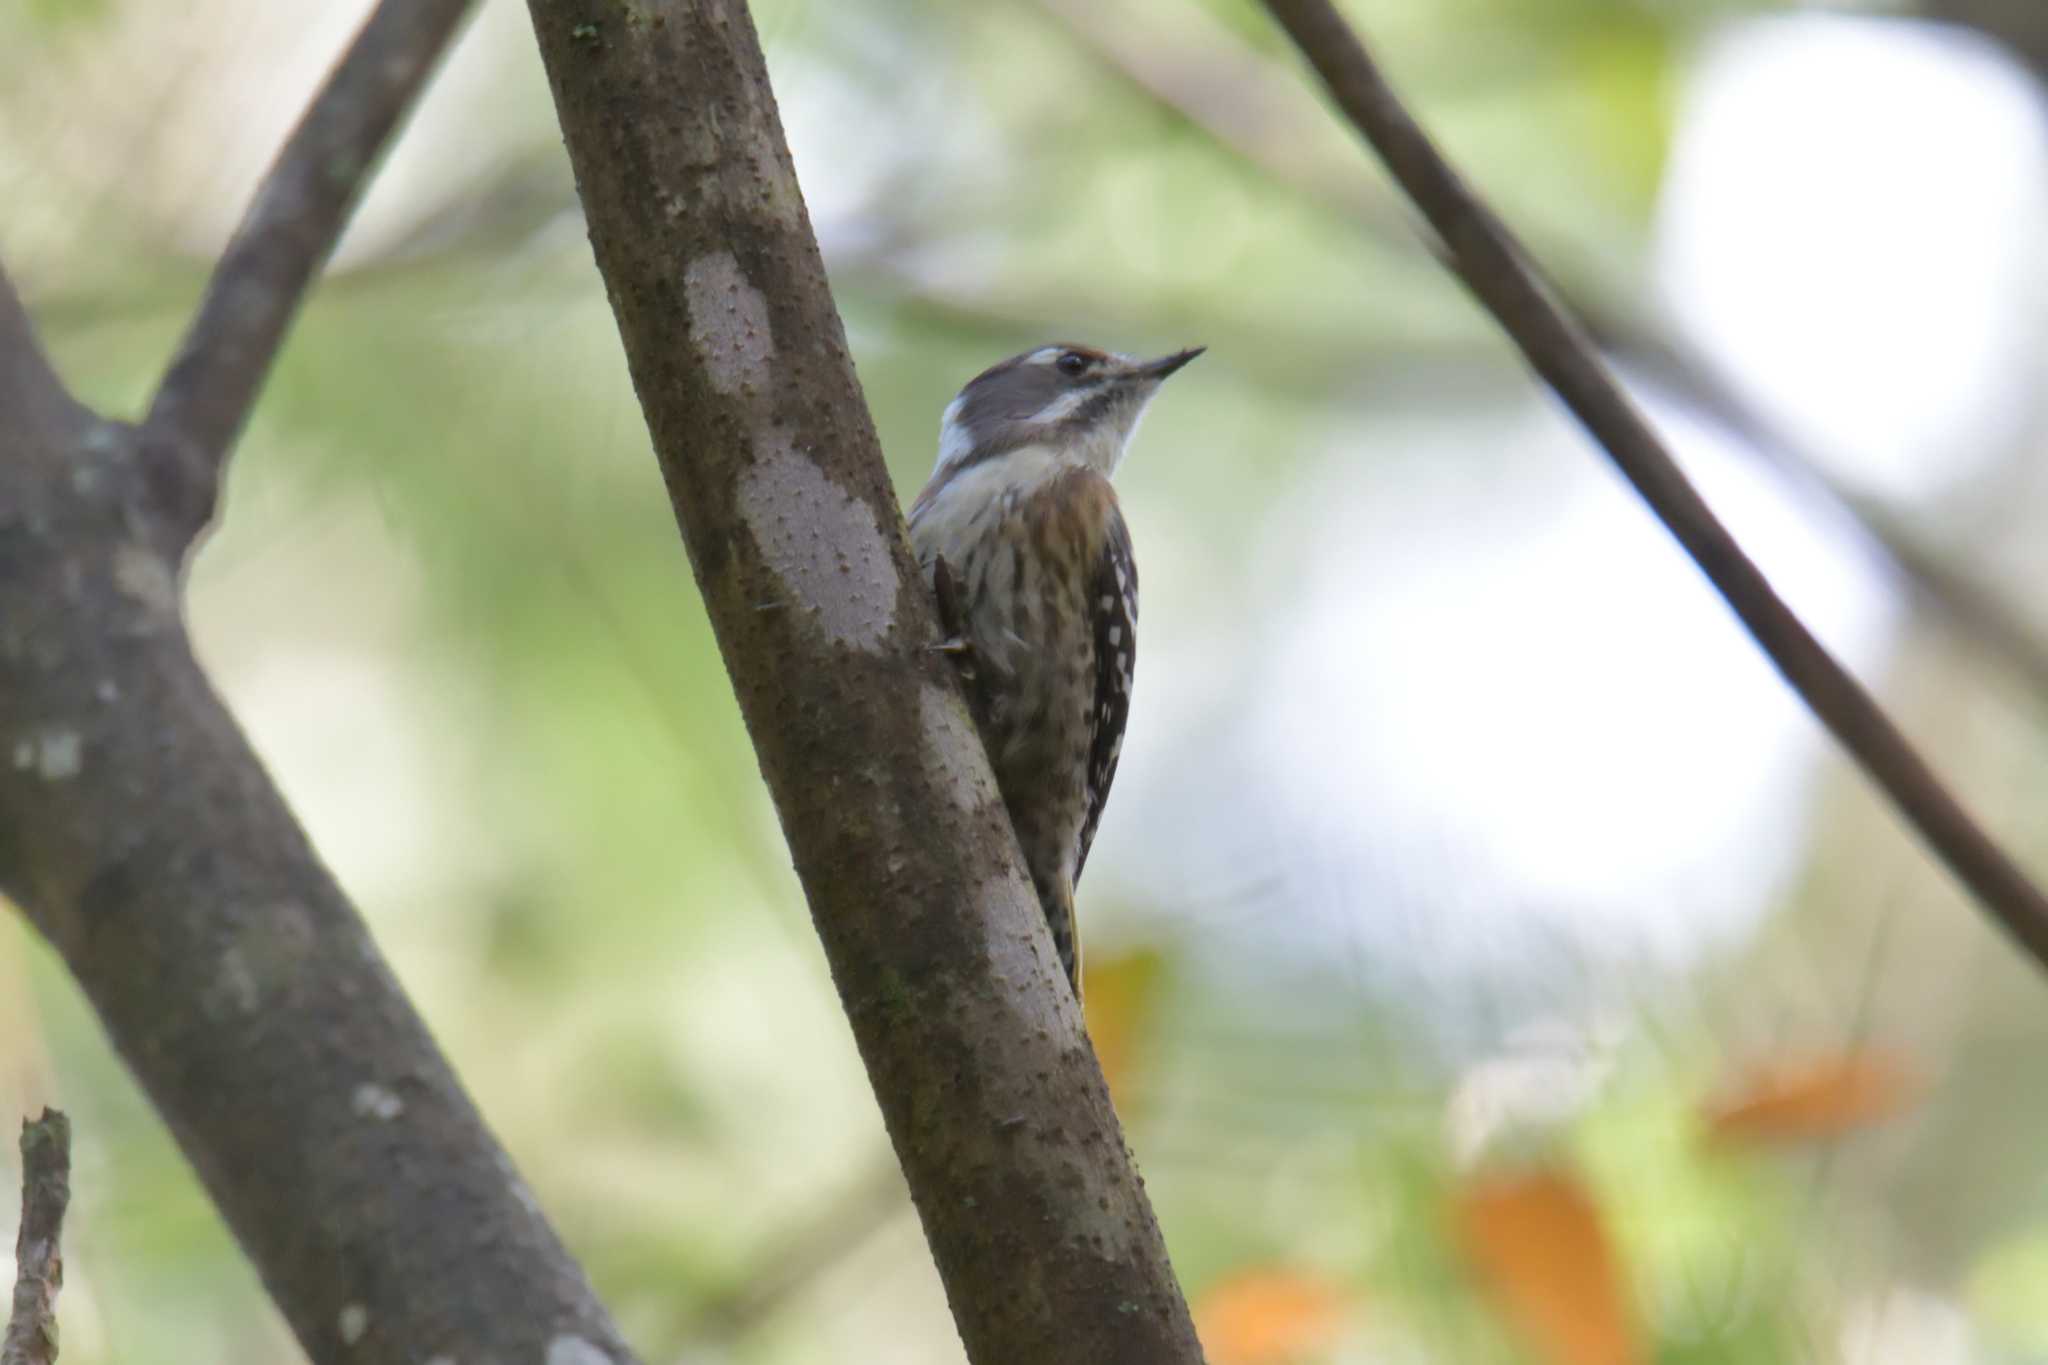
[0,13,640,1360]
[1611,328,2048,702]
[0,267,84,447]
[2,1111,69,1365]
[141,0,474,549]
[1038,0,2048,708]
[1257,0,2048,970]
[523,2,1202,1360]
[1926,0,2048,80]
[0,443,645,1365]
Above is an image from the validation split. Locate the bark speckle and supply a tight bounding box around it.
[204,945,261,1017]
[11,730,81,782]
[351,1082,405,1121]
[111,543,176,615]
[338,1302,369,1345]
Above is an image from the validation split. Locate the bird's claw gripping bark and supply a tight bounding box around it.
[929,554,975,666]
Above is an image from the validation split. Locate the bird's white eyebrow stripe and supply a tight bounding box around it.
[1027,347,1062,366]
[1032,389,1090,423]
[932,394,973,476]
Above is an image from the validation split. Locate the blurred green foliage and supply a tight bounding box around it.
[8,0,2048,1362]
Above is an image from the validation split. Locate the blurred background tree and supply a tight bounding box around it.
[6,0,2048,1361]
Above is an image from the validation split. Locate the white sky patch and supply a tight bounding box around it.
[1657,16,2048,503]
[210,648,461,911]
[1239,399,1892,964]
[1838,1288,1974,1365]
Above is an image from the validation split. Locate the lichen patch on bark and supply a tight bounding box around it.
[351,1082,405,1121]
[920,682,1001,814]
[111,542,178,615]
[976,872,1066,1007]
[11,728,81,781]
[683,251,774,397]
[547,1334,614,1365]
[738,432,896,650]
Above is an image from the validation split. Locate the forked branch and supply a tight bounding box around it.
[0,4,640,1360]
[142,0,473,547]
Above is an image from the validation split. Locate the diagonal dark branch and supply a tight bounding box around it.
[141,0,473,548]
[1257,0,2048,971]
[2,1110,69,1365]
[1613,329,2048,701]
[1036,0,2048,708]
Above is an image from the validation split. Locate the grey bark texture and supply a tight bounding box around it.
[0,2,642,1359]
[523,2,1205,1361]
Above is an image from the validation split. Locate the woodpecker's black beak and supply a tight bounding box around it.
[1136,346,1206,380]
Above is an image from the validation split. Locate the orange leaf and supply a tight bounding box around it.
[1081,948,1163,1110]
[1194,1268,1347,1365]
[1703,1050,1918,1145]
[1455,1168,1642,1365]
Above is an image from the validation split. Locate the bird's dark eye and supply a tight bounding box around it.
[1056,351,1091,377]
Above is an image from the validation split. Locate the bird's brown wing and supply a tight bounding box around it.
[1076,504,1136,882]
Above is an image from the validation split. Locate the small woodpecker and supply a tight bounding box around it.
[908,341,1203,997]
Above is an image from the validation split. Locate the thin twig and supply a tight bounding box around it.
[1258,0,2048,971]
[1032,0,1413,242]
[141,0,473,542]
[3,1110,71,1365]
[1037,0,2048,706]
